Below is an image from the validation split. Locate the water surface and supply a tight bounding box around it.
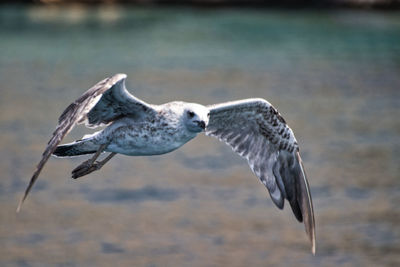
[0,5,399,267]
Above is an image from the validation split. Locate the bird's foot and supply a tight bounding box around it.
[71,159,102,179]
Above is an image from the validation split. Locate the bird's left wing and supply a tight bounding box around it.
[17,74,154,212]
[206,98,315,254]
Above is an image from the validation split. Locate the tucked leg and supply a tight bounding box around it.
[71,144,116,179]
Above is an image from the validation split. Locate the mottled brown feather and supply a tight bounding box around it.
[17,74,128,212]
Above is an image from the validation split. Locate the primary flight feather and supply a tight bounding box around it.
[18,73,315,254]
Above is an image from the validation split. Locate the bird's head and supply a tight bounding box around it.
[183,103,210,133]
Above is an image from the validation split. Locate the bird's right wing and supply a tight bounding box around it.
[206,98,315,254]
[17,74,156,212]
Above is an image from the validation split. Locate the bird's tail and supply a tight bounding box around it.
[53,139,99,157]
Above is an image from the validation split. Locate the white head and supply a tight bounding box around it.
[182,103,210,133]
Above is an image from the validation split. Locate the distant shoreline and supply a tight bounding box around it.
[3,0,400,10]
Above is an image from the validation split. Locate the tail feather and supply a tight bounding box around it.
[53,140,98,157]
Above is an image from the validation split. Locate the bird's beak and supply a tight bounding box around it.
[197,121,206,130]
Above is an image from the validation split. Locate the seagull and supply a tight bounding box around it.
[17,73,315,254]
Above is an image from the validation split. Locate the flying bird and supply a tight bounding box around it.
[17,73,315,254]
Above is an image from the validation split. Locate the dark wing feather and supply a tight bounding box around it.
[84,74,156,127]
[17,74,154,212]
[206,98,315,254]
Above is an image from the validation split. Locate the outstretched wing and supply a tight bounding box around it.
[206,98,315,254]
[17,73,155,212]
[83,74,156,127]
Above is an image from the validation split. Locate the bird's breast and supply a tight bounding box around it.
[103,119,196,156]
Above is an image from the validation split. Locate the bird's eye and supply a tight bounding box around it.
[207,112,210,117]
[187,111,195,118]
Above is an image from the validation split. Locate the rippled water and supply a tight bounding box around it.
[0,5,399,267]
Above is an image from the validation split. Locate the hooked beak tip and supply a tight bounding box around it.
[198,121,206,130]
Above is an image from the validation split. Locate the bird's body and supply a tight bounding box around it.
[101,116,191,156]
[18,73,316,254]
[56,101,207,157]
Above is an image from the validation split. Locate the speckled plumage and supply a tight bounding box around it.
[92,103,202,156]
[18,73,315,254]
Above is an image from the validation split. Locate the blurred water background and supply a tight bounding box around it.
[0,4,399,267]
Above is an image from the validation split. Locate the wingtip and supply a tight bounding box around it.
[295,151,316,255]
[312,240,316,255]
[307,206,316,255]
[16,176,34,213]
[16,196,25,213]
[310,229,316,255]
